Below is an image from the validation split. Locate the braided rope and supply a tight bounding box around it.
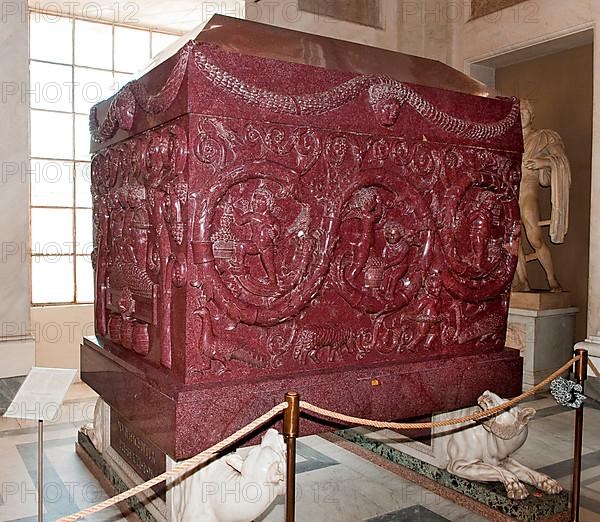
[589,358,600,379]
[300,355,579,430]
[59,354,582,520]
[58,402,288,521]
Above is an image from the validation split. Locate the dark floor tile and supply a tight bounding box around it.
[366,505,450,521]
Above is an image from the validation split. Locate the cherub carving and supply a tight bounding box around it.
[231,182,280,287]
[344,187,383,281]
[398,271,459,352]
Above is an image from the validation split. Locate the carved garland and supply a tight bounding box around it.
[89,42,194,143]
[89,42,520,145]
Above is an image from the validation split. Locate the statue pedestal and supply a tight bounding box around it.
[507,293,577,389]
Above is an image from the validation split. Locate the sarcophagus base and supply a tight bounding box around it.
[82,336,521,460]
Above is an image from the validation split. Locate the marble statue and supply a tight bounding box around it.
[170,429,286,521]
[81,398,106,453]
[445,390,563,499]
[513,99,571,292]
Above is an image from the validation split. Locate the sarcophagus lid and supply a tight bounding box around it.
[85,15,523,459]
[145,14,487,96]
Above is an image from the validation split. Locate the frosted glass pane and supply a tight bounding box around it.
[74,20,112,69]
[76,209,93,254]
[151,32,179,57]
[30,16,73,64]
[76,256,94,302]
[75,162,92,208]
[74,114,91,161]
[32,256,74,304]
[30,110,73,159]
[74,67,116,114]
[29,61,73,112]
[114,27,150,73]
[30,160,73,207]
[31,208,74,255]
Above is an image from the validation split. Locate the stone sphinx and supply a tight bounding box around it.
[81,15,524,470]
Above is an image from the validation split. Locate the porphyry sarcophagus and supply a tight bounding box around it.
[83,15,523,460]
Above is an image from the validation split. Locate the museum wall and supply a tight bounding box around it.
[31,305,94,378]
[495,44,593,342]
[0,0,35,377]
[244,0,451,63]
[450,0,600,347]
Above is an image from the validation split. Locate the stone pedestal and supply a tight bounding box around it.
[506,303,578,389]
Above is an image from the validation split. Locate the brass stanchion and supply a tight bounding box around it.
[571,349,588,522]
[283,391,300,522]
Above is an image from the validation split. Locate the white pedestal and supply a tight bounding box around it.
[506,307,578,389]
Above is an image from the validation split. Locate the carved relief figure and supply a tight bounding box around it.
[192,293,268,375]
[445,391,563,500]
[380,221,413,299]
[513,100,571,292]
[398,271,459,352]
[344,187,383,281]
[231,183,280,288]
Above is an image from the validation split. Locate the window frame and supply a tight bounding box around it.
[28,9,180,306]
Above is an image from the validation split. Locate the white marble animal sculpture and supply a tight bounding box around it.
[81,398,106,453]
[170,428,286,522]
[445,390,563,499]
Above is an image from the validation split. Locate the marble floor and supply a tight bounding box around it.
[0,380,598,522]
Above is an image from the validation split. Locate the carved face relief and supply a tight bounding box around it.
[384,222,403,245]
[374,98,402,127]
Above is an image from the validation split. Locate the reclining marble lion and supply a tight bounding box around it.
[445,390,563,499]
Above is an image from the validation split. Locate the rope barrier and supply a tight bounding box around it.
[60,353,582,520]
[588,358,600,380]
[299,355,580,430]
[58,402,288,521]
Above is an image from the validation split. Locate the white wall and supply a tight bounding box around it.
[0,0,35,377]
[31,305,94,379]
[244,0,452,62]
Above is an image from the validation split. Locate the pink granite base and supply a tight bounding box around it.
[81,336,522,460]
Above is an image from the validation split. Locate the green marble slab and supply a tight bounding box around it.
[78,431,159,522]
[337,429,569,522]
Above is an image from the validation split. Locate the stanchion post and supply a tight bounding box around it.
[283,391,300,522]
[571,349,588,522]
[38,419,43,521]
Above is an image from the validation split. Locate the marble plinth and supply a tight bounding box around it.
[510,291,572,311]
[337,429,569,522]
[506,307,578,389]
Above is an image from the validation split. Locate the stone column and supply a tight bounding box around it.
[0,0,35,376]
[577,28,600,365]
